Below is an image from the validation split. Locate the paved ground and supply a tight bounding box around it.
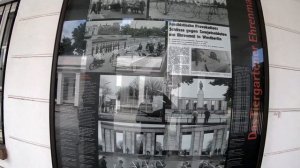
[117,56,163,70]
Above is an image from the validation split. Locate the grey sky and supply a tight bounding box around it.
[202,133,214,150]
[62,20,85,39]
[181,135,192,150]
[156,135,164,146]
[171,79,227,99]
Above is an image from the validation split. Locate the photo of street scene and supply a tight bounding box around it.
[85,20,167,74]
[149,0,228,25]
[191,49,231,74]
[99,75,165,123]
[88,0,147,20]
[165,78,231,125]
[98,121,229,168]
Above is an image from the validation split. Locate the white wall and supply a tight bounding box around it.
[1,0,63,167]
[261,0,300,167]
[0,0,298,167]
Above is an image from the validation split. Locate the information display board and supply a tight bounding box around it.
[50,0,269,167]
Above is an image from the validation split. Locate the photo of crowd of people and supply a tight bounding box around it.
[88,0,147,20]
[87,0,228,25]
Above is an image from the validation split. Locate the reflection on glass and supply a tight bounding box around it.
[135,133,144,154]
[115,132,124,153]
[99,75,165,123]
[181,133,192,155]
[55,1,235,167]
[202,132,214,155]
[155,134,164,155]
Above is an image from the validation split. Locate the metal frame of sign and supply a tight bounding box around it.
[0,0,20,145]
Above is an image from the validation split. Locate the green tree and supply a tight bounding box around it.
[145,78,163,102]
[209,78,232,102]
[121,24,131,35]
[60,37,74,55]
[72,22,86,55]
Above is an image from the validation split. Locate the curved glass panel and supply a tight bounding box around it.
[0,1,19,144]
[53,0,268,167]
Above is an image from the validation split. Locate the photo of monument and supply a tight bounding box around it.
[165,78,230,125]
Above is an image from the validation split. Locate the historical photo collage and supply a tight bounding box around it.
[56,0,232,167]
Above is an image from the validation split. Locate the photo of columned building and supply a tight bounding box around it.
[99,121,229,156]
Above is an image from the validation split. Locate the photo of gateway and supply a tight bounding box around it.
[98,121,228,168]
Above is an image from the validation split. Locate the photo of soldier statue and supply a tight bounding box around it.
[88,0,147,20]
[165,78,231,125]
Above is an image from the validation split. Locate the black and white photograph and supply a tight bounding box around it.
[84,20,167,74]
[88,0,148,20]
[99,75,166,123]
[98,121,229,168]
[149,0,228,25]
[191,49,231,74]
[165,78,231,125]
[97,76,231,167]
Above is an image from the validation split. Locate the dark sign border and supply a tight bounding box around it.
[49,0,269,167]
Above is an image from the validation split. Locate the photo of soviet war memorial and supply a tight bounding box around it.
[97,77,231,168]
[165,78,230,125]
[84,20,167,74]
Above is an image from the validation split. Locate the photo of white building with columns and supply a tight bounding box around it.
[99,121,229,157]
